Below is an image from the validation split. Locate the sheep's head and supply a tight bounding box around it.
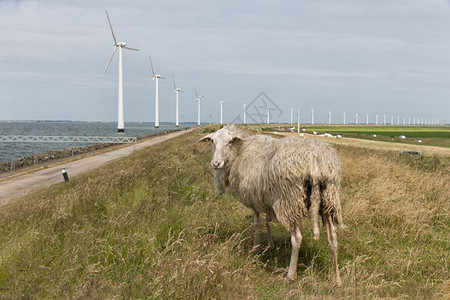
[198,125,245,170]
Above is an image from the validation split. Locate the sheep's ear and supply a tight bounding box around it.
[198,134,213,143]
[231,135,245,142]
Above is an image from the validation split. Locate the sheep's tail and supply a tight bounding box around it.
[322,182,346,231]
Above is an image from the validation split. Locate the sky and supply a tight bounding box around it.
[1,0,450,125]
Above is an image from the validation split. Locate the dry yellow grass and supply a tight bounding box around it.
[0,126,448,299]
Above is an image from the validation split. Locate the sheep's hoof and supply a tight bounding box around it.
[285,275,296,284]
[332,276,342,287]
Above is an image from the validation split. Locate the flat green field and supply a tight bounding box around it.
[265,125,450,148]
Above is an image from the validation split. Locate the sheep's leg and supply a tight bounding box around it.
[323,212,342,287]
[286,224,302,282]
[252,210,261,251]
[265,213,275,250]
[309,185,321,241]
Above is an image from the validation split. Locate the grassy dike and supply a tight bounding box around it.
[0,126,448,299]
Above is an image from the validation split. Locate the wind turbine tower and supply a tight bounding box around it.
[219,100,224,124]
[311,108,315,125]
[195,88,203,126]
[343,112,346,125]
[149,57,165,128]
[172,77,182,127]
[328,110,332,125]
[290,108,294,124]
[266,105,271,124]
[243,104,247,124]
[297,109,300,133]
[104,10,139,132]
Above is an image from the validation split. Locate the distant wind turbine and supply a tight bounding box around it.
[290,108,294,124]
[266,105,272,124]
[219,100,224,124]
[149,57,165,128]
[311,108,315,125]
[195,88,203,126]
[104,9,139,132]
[243,104,247,124]
[172,77,182,127]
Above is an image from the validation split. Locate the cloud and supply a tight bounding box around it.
[0,0,449,123]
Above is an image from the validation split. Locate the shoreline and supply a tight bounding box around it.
[0,127,194,175]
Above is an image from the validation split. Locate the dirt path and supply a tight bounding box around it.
[279,132,450,157]
[0,128,196,206]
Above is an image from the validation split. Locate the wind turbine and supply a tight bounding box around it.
[266,105,271,124]
[195,88,203,126]
[149,57,165,128]
[104,10,139,132]
[173,77,182,127]
[219,100,224,124]
[311,108,315,125]
[290,108,294,124]
[243,104,247,124]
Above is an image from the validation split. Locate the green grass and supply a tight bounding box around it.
[264,125,450,148]
[0,127,448,299]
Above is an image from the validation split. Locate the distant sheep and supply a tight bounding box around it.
[199,124,344,285]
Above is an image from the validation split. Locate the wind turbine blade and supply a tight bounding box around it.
[104,46,117,73]
[124,46,140,51]
[149,77,155,92]
[172,76,176,90]
[160,77,166,80]
[105,10,117,45]
[195,88,199,98]
[149,56,155,76]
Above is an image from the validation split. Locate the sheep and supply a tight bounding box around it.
[199,124,344,285]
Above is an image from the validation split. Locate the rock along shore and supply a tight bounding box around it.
[0,128,191,173]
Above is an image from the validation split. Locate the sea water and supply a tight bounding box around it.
[0,121,196,163]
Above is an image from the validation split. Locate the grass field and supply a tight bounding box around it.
[263,125,450,148]
[0,126,449,299]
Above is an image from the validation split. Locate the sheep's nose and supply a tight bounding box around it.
[212,161,221,168]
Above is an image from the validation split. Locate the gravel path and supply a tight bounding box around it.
[0,128,195,206]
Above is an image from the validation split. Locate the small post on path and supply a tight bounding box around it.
[62,168,69,182]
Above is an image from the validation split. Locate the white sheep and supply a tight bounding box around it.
[199,124,344,285]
